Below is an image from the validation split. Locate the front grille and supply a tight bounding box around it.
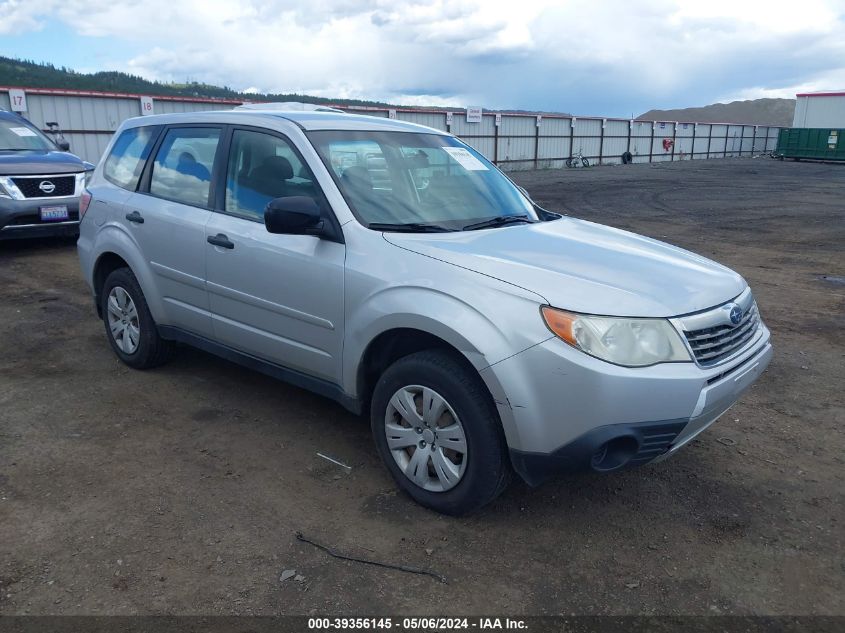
[11,175,76,198]
[684,303,760,367]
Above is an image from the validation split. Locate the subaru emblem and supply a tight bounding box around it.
[39,180,56,194]
[727,304,743,326]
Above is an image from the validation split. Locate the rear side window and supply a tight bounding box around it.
[149,127,221,208]
[104,126,158,190]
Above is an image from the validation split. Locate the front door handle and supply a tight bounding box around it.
[207,233,234,249]
[125,210,144,224]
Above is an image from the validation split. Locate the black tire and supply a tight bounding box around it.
[581,157,590,167]
[370,350,511,515]
[621,151,633,164]
[100,267,175,369]
[565,158,575,168]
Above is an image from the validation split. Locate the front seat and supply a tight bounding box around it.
[248,156,293,198]
[341,166,373,196]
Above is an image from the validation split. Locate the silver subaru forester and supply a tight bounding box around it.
[77,109,772,515]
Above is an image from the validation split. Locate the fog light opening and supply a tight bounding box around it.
[591,436,639,472]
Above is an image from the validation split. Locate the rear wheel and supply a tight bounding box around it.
[565,157,575,168]
[101,268,175,369]
[371,350,511,515]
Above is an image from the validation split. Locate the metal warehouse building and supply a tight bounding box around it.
[2,86,783,169]
[792,90,845,128]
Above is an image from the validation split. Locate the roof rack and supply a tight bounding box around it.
[235,102,344,113]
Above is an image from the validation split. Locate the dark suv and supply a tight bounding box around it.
[0,109,93,240]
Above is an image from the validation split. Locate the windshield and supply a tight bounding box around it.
[0,118,56,151]
[308,130,536,230]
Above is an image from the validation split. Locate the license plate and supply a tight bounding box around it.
[40,205,69,222]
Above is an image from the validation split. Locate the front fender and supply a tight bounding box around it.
[345,286,511,377]
[342,277,552,448]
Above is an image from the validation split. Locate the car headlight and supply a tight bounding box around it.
[541,306,692,367]
[0,176,22,200]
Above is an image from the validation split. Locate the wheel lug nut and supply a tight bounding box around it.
[419,440,426,448]
[415,427,422,434]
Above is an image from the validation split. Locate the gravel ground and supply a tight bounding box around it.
[1,158,843,616]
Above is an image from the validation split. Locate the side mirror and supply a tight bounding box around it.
[264,196,324,236]
[57,140,71,152]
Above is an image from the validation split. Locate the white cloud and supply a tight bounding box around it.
[0,0,50,33]
[2,0,845,115]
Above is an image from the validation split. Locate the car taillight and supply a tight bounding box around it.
[79,190,92,218]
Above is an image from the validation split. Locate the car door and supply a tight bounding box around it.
[125,125,223,338]
[204,127,345,382]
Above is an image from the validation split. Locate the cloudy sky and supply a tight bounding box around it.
[1,0,844,117]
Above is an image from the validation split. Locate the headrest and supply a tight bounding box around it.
[254,155,293,180]
[341,166,372,188]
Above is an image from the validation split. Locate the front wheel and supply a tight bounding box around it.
[101,267,175,369]
[370,350,511,515]
[581,157,590,167]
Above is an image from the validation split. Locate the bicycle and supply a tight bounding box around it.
[566,150,590,168]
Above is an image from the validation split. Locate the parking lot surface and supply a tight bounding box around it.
[1,158,843,615]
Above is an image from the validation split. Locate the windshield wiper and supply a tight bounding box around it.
[368,222,454,233]
[462,214,533,231]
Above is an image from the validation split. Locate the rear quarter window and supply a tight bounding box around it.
[104,126,159,190]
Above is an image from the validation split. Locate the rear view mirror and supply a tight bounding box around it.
[57,140,71,152]
[264,196,324,236]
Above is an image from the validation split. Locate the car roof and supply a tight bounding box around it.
[123,110,448,135]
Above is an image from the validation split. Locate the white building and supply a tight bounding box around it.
[792,91,845,128]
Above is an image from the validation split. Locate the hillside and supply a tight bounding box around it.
[638,98,795,127]
[2,56,793,124]
[0,56,394,108]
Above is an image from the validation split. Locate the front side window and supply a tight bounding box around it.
[224,129,323,221]
[0,117,56,152]
[149,127,221,207]
[308,130,536,230]
[104,126,159,190]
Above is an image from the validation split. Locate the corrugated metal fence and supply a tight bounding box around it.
[1,87,783,170]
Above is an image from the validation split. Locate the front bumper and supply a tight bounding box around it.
[481,323,772,485]
[0,196,80,240]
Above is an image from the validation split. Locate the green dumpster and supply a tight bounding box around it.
[777,128,845,161]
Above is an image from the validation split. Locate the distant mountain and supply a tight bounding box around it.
[638,98,795,127]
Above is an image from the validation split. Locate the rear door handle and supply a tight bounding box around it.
[125,211,144,224]
[207,233,234,249]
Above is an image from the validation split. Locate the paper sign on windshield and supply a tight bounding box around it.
[442,146,488,171]
[10,127,37,137]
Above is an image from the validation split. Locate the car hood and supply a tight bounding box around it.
[0,150,87,175]
[383,217,746,317]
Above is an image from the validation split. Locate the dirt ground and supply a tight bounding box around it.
[1,158,843,616]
